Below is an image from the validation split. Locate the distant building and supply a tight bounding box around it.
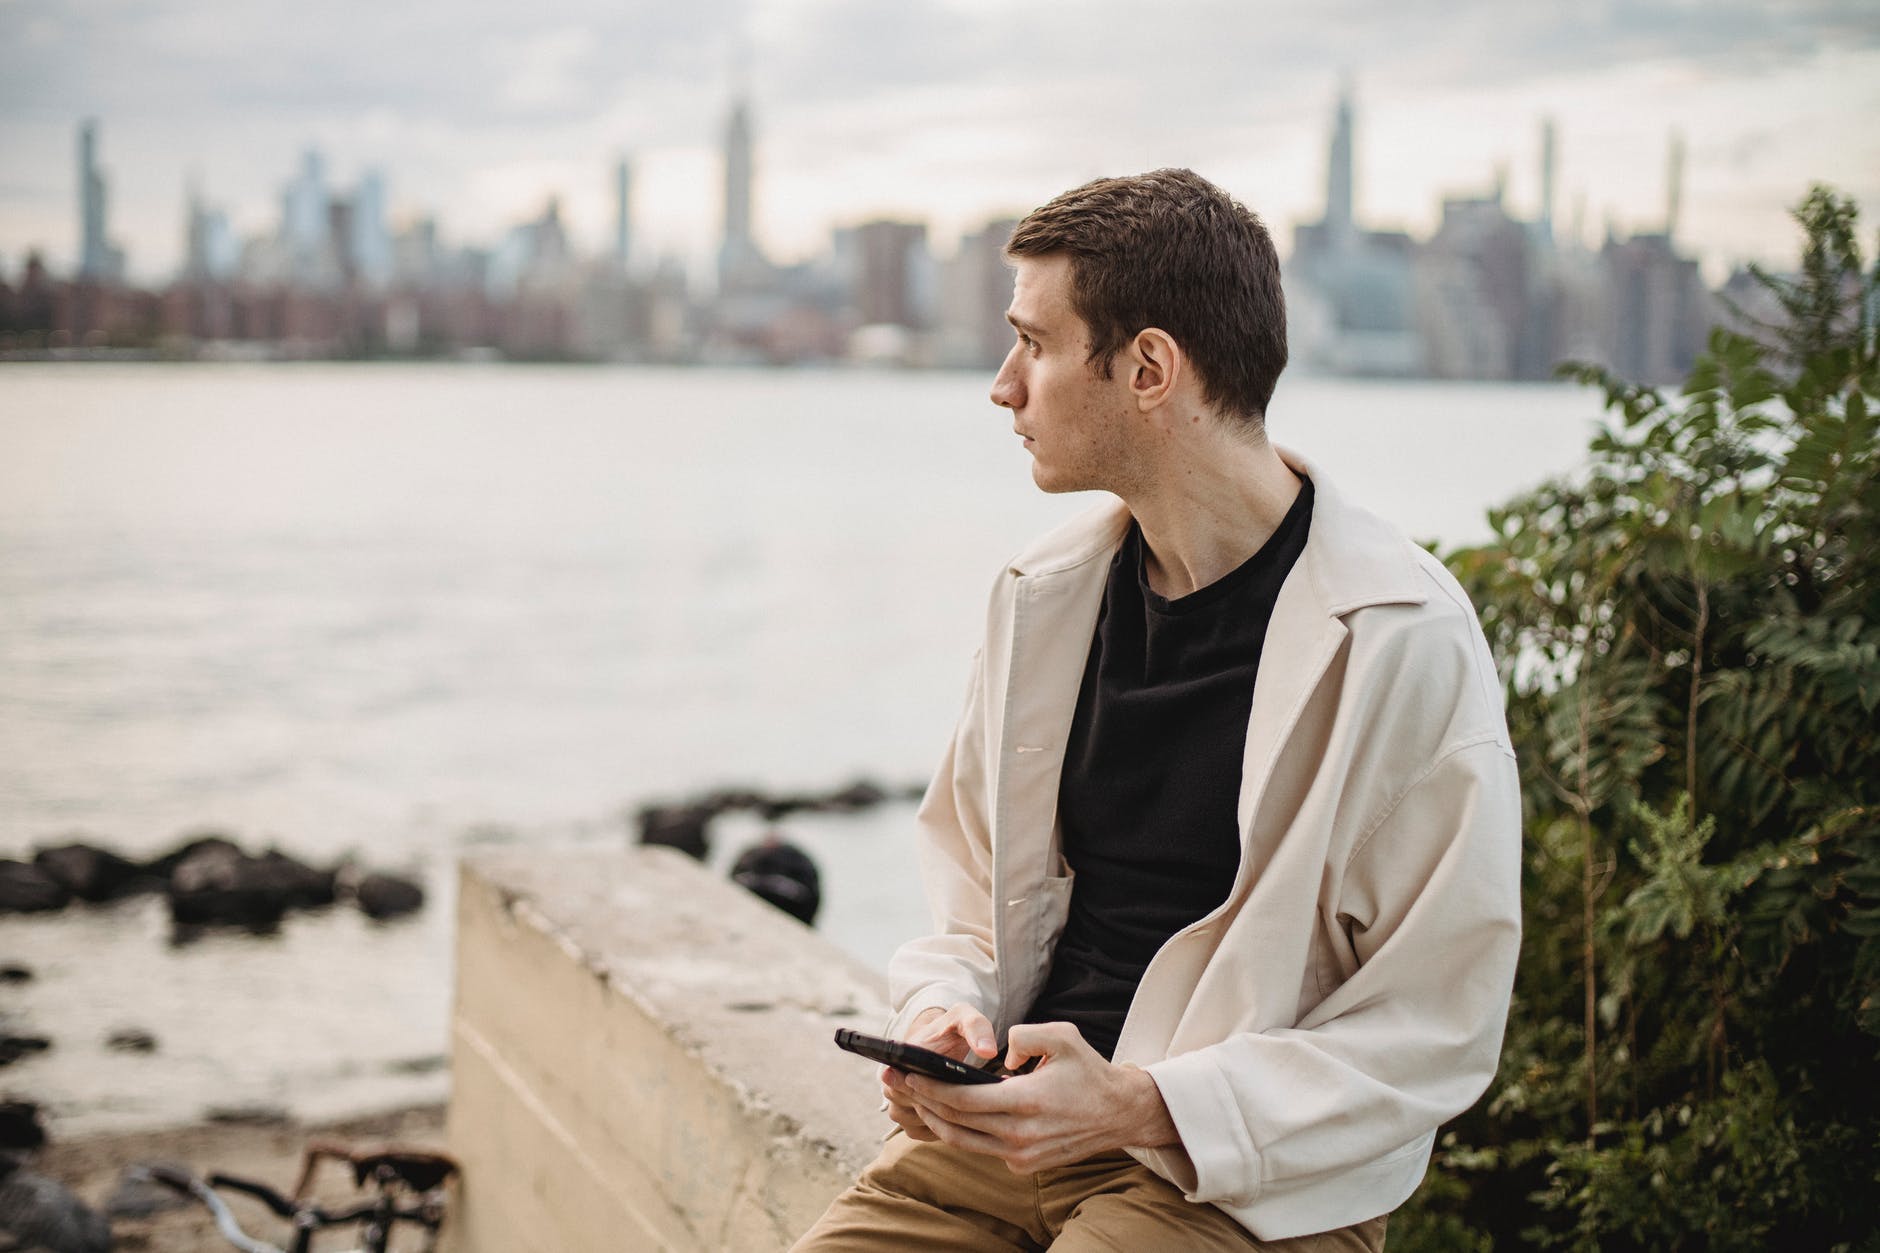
[393,217,443,288]
[1288,85,1422,376]
[718,95,769,294]
[1416,184,1539,380]
[277,149,347,288]
[1290,87,1709,384]
[938,216,1018,368]
[350,169,393,288]
[614,156,633,274]
[183,179,240,283]
[77,120,125,282]
[851,219,932,330]
[1325,85,1355,252]
[1594,231,1709,385]
[488,197,575,298]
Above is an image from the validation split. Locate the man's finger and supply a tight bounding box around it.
[902,1072,1025,1117]
[947,1005,999,1058]
[918,1007,998,1060]
[903,1089,1020,1137]
[1002,1020,1083,1070]
[897,1114,939,1142]
[915,1105,1020,1163]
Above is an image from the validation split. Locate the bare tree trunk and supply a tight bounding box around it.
[1578,687,1599,1146]
[1688,572,1709,808]
[1582,806,1598,1145]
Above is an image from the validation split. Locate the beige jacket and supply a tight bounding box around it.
[885,448,1523,1240]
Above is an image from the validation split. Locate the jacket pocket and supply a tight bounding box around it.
[999,870,1075,1025]
[1033,869,1075,954]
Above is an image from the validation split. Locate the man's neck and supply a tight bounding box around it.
[1123,432,1303,601]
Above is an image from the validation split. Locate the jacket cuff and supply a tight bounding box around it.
[883,987,972,1040]
[1144,1048,1262,1206]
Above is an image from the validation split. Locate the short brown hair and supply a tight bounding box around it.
[1005,168,1287,425]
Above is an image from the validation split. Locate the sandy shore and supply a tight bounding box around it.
[37,1102,447,1252]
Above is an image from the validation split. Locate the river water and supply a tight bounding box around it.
[0,363,1603,1136]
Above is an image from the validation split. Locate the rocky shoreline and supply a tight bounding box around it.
[0,776,923,1246]
[35,1102,446,1252]
[0,834,426,933]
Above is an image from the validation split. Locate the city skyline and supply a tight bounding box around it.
[2,1,1875,285]
[0,86,1744,385]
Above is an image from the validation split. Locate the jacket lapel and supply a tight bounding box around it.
[1228,448,1429,885]
[996,451,1430,899]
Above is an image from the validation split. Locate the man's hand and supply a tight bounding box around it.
[888,1020,1181,1172]
[880,1003,1000,1141]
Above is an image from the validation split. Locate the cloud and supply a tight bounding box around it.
[0,0,744,127]
[1,0,1873,276]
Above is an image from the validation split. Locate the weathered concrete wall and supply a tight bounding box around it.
[444,847,892,1253]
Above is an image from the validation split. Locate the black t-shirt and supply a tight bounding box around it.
[1022,478,1314,1059]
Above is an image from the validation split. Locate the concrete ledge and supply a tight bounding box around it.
[444,847,891,1253]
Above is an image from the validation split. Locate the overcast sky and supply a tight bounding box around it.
[2,0,1876,284]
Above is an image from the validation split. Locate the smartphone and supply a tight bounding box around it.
[833,1028,1004,1085]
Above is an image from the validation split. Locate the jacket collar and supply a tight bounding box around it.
[1006,445,1428,616]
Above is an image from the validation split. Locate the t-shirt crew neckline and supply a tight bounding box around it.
[1135,476,1315,617]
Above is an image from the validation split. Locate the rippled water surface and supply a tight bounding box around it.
[0,363,1603,1134]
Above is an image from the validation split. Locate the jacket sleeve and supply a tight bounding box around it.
[882,647,1002,1039]
[1142,735,1523,1209]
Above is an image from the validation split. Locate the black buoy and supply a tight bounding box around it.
[729,834,822,926]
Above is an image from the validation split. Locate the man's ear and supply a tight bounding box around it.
[1128,328,1181,410]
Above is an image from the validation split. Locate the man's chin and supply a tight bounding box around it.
[1029,463,1079,494]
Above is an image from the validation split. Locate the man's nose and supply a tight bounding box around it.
[990,349,1023,410]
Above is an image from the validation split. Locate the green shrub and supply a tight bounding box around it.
[1395,186,1880,1251]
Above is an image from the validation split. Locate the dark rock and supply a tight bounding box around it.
[730,835,822,925]
[637,804,713,860]
[0,861,67,914]
[385,1053,446,1075]
[0,967,31,986]
[0,1035,51,1068]
[204,1103,289,1126]
[256,848,336,909]
[31,842,145,902]
[756,793,817,821]
[0,1165,110,1252]
[142,832,244,880]
[354,872,424,920]
[105,1027,158,1054]
[0,1102,44,1151]
[167,842,293,930]
[821,778,889,811]
[696,787,768,816]
[105,1163,192,1219]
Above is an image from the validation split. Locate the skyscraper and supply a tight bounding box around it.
[1325,82,1355,248]
[1666,130,1685,242]
[852,219,932,330]
[1291,82,1421,376]
[350,168,392,288]
[614,156,633,273]
[1540,117,1558,245]
[718,95,764,291]
[282,148,331,280]
[77,119,122,281]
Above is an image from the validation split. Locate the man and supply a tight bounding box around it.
[794,169,1521,1251]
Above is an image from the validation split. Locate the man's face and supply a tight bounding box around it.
[989,254,1138,496]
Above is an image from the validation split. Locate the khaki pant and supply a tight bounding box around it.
[791,1133,1388,1252]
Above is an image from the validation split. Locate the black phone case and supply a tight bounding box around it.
[833,1028,1004,1084]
